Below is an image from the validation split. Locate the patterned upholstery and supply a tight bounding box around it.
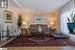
[29,24,50,34]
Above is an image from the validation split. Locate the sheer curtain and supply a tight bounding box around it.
[59,0,74,35]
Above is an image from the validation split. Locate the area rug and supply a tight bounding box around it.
[28,37,50,42]
[1,35,75,47]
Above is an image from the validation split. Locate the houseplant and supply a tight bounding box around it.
[17,15,22,28]
[67,10,75,34]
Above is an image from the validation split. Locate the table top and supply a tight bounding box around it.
[51,33,68,38]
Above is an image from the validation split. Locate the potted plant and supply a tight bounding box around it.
[67,10,75,34]
[17,15,22,28]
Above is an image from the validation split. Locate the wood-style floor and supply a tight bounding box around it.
[2,47,75,50]
[7,47,60,50]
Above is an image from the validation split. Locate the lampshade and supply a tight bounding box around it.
[50,22,54,25]
[22,22,26,25]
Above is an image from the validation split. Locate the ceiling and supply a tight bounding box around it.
[15,0,71,12]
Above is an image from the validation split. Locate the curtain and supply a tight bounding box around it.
[59,0,75,34]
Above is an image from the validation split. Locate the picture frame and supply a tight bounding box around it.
[4,10,13,23]
[34,15,43,23]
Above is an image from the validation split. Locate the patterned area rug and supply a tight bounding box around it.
[28,37,50,42]
[1,35,75,47]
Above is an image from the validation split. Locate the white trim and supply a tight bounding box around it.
[12,0,25,11]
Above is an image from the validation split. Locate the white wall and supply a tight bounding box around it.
[59,0,75,42]
[0,0,23,37]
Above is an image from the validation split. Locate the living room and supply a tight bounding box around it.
[0,0,75,50]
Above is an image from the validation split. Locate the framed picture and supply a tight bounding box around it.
[4,10,13,23]
[34,15,43,23]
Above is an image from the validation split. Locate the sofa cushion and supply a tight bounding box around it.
[29,24,50,34]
